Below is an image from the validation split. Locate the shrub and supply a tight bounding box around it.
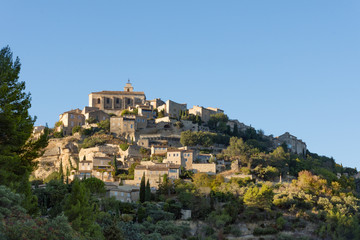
[120,143,129,151]
[72,126,81,134]
[80,137,106,149]
[53,131,63,138]
[253,227,278,235]
[97,119,110,132]
[86,117,97,124]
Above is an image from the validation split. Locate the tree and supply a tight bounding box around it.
[112,155,118,175]
[64,178,103,238]
[59,159,64,182]
[0,46,48,214]
[244,185,274,211]
[140,173,146,203]
[145,179,151,202]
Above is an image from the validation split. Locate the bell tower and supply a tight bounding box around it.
[124,79,134,92]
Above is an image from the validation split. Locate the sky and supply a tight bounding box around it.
[1,1,359,169]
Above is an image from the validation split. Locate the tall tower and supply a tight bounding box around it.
[124,79,134,92]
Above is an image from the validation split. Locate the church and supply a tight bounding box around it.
[88,81,146,115]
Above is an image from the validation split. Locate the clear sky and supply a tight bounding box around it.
[1,1,359,169]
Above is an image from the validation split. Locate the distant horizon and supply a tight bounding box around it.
[2,0,359,169]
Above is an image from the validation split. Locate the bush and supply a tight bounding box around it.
[80,137,106,149]
[86,117,97,124]
[53,131,63,138]
[97,119,110,132]
[72,126,81,135]
[120,143,129,151]
[253,227,278,236]
[44,172,61,183]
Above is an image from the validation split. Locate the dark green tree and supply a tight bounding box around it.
[145,179,151,202]
[0,46,48,214]
[64,178,103,239]
[112,155,118,175]
[140,173,146,203]
[59,159,64,182]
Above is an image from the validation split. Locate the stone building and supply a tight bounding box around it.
[110,115,147,140]
[129,163,181,188]
[32,126,46,140]
[164,149,194,169]
[274,132,307,156]
[148,98,165,109]
[56,109,85,136]
[106,184,140,203]
[88,81,146,115]
[82,106,109,122]
[192,163,216,175]
[189,105,224,123]
[78,156,114,181]
[151,145,168,156]
[157,100,187,119]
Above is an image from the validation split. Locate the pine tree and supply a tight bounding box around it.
[64,178,103,238]
[233,123,239,137]
[145,179,151,202]
[0,46,48,214]
[140,173,146,203]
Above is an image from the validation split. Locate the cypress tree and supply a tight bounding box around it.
[113,155,118,175]
[140,173,146,203]
[145,179,151,202]
[59,159,64,182]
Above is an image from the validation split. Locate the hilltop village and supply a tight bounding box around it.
[33,81,307,198]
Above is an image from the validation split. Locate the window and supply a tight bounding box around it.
[128,99,131,104]
[121,192,124,196]
[88,163,90,166]
[168,154,171,157]
[127,193,130,197]
[82,163,84,166]
[70,114,74,119]
[116,98,119,104]
[173,154,175,157]
[114,192,118,196]
[130,124,133,129]
[97,98,100,104]
[71,121,74,127]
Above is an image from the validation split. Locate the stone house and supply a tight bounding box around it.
[137,105,156,119]
[151,145,168,156]
[88,81,146,115]
[110,115,147,140]
[82,106,109,122]
[157,100,187,119]
[56,109,85,136]
[106,184,140,203]
[273,132,307,156]
[164,149,194,170]
[148,98,165,109]
[226,119,250,133]
[129,163,181,188]
[78,156,114,182]
[192,163,216,175]
[188,105,224,123]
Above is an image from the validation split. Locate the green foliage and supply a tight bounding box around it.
[80,136,106,149]
[64,179,103,239]
[55,121,63,127]
[97,119,110,132]
[207,113,229,132]
[145,179,151,202]
[140,173,146,203]
[180,130,229,147]
[120,143,129,151]
[72,125,82,134]
[53,131,64,138]
[121,109,138,116]
[82,177,106,196]
[244,184,274,210]
[86,117,98,124]
[253,226,278,235]
[44,172,61,183]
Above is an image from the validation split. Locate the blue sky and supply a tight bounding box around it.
[1,1,359,169]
